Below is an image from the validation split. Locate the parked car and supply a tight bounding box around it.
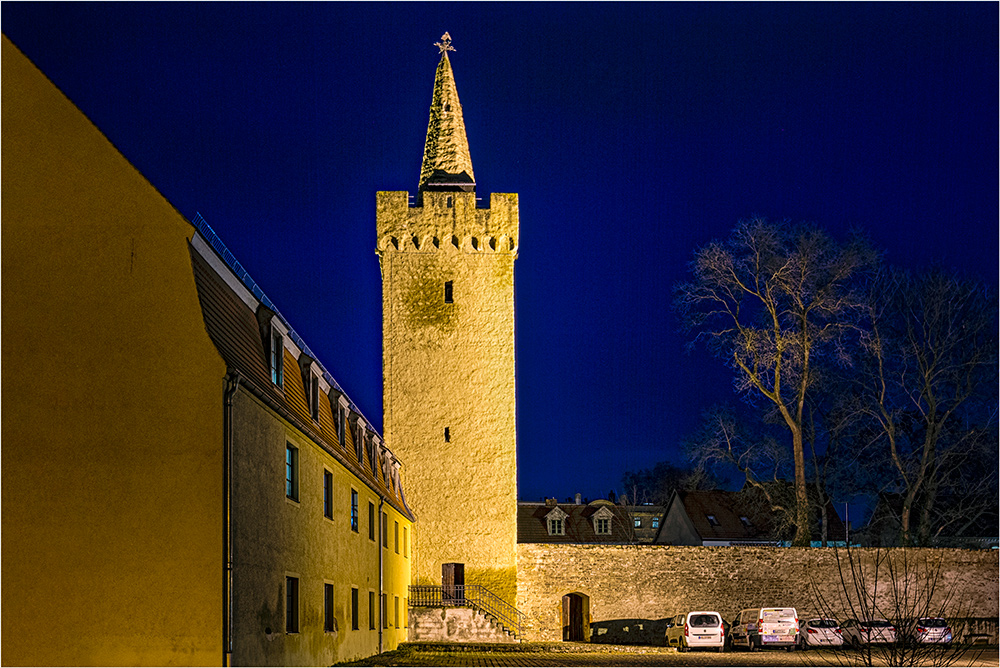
[798,618,844,649]
[665,611,726,652]
[907,617,953,647]
[841,618,897,646]
[730,607,799,651]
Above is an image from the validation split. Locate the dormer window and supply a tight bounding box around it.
[257,307,289,391]
[545,506,568,536]
[331,393,348,446]
[652,517,660,529]
[299,354,326,423]
[706,514,720,527]
[351,417,366,463]
[309,374,319,421]
[270,329,284,387]
[591,505,614,536]
[634,517,642,528]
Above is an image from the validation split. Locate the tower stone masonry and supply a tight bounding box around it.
[377,33,519,604]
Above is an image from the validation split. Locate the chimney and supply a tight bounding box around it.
[545,497,557,507]
[574,493,582,505]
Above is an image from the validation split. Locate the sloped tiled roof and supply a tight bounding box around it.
[675,490,773,542]
[517,500,638,544]
[672,488,845,543]
[187,222,413,520]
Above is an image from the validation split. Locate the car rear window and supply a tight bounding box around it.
[690,614,720,627]
[761,609,796,622]
[809,619,839,628]
[869,620,893,628]
[918,618,946,627]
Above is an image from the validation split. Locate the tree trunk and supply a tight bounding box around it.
[791,427,811,546]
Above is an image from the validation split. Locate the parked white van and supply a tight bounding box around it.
[665,611,725,652]
[730,607,799,651]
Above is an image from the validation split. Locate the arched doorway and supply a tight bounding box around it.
[561,592,590,642]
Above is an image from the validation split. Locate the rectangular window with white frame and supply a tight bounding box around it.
[285,444,298,501]
[350,489,359,532]
[323,470,333,519]
[368,502,375,540]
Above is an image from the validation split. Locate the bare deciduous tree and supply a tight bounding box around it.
[675,218,877,546]
[857,268,997,545]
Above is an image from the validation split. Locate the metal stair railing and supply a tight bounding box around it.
[409,584,524,639]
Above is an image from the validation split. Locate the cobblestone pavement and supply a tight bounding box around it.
[338,643,999,667]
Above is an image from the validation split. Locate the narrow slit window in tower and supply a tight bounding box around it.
[446,196,453,208]
[444,427,450,442]
[444,281,453,303]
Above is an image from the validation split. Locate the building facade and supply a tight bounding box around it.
[377,34,520,605]
[2,35,411,666]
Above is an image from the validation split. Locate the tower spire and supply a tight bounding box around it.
[418,33,475,192]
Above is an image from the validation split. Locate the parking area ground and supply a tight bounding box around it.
[337,642,999,667]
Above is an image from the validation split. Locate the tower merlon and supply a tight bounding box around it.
[376,190,518,255]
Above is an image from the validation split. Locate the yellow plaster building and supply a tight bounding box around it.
[377,34,520,605]
[2,35,412,666]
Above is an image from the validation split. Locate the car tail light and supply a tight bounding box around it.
[758,618,763,628]
[917,627,927,633]
[720,625,725,637]
[945,627,952,635]
[807,628,817,634]
[835,628,843,635]
[684,623,689,637]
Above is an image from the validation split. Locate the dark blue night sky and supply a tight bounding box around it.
[4,3,997,504]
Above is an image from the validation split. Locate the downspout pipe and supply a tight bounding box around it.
[378,495,385,655]
[223,372,240,666]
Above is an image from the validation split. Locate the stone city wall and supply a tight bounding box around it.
[517,544,999,643]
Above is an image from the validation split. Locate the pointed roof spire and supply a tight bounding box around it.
[419,32,476,192]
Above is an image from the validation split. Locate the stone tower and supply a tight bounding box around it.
[377,33,519,604]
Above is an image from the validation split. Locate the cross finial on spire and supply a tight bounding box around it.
[435,32,455,55]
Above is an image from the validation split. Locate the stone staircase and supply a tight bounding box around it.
[409,606,519,643]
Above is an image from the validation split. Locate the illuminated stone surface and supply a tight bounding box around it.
[378,190,519,605]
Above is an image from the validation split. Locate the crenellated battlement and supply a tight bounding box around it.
[376,190,519,255]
